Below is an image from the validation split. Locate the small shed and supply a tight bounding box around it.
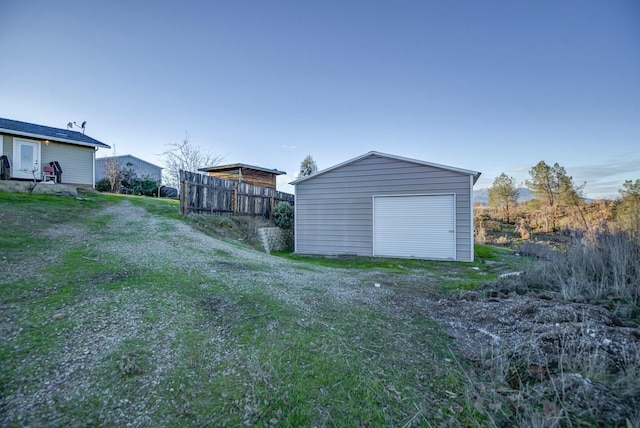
[198,164,286,190]
[290,151,481,261]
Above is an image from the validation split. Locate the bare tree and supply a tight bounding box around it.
[103,157,124,193]
[162,134,224,188]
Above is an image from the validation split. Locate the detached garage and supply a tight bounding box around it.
[290,151,481,261]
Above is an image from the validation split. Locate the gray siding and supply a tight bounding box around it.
[41,142,95,185]
[95,155,162,182]
[1,134,95,185]
[295,153,474,261]
[1,135,12,158]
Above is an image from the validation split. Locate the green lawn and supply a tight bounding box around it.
[0,192,526,427]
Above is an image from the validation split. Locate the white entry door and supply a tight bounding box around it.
[12,138,41,179]
[373,194,456,259]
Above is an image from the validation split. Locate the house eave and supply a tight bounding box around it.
[0,127,110,149]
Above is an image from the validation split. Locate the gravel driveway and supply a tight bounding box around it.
[1,200,434,426]
[3,199,638,426]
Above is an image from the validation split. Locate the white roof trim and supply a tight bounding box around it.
[0,127,108,149]
[290,151,481,185]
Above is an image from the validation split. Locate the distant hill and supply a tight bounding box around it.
[474,187,532,204]
[474,188,598,204]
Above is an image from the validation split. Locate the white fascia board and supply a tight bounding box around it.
[0,128,110,149]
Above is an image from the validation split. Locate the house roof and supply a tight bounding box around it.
[290,151,482,185]
[0,117,110,149]
[96,154,163,170]
[198,163,286,175]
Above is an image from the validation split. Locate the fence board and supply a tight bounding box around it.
[179,170,293,218]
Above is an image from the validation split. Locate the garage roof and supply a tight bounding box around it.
[290,151,481,185]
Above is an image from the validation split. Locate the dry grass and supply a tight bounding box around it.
[512,229,640,319]
[464,229,640,426]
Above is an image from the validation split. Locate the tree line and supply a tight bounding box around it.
[485,161,640,239]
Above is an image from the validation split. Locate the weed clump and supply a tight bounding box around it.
[118,351,143,376]
[510,229,640,318]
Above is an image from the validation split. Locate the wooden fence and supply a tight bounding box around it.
[179,170,294,218]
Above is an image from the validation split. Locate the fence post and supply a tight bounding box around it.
[179,180,183,215]
[232,183,237,216]
[181,180,189,215]
[269,196,275,219]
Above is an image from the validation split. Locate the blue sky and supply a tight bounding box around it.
[1,0,638,197]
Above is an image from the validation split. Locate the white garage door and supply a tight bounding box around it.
[373,194,455,259]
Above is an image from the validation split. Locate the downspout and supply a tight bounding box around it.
[93,147,98,188]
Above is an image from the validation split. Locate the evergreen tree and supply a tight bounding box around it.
[616,179,640,238]
[299,155,318,177]
[526,161,583,231]
[487,173,519,223]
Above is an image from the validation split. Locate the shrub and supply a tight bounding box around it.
[273,202,294,229]
[515,219,531,240]
[129,177,160,196]
[518,242,554,260]
[475,224,487,244]
[495,235,509,245]
[95,178,111,192]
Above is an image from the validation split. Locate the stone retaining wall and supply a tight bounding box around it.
[0,181,78,196]
[258,227,294,253]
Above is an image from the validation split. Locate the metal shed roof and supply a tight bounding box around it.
[96,154,163,170]
[290,151,481,185]
[199,163,286,175]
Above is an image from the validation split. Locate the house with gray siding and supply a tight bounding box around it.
[290,151,481,261]
[95,154,163,183]
[0,118,110,187]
